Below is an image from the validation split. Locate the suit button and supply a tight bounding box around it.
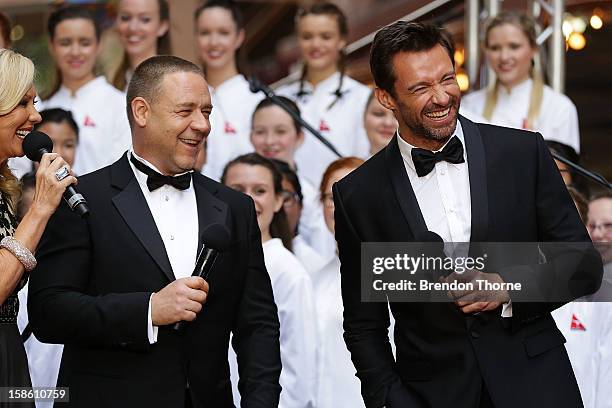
[470,330,480,339]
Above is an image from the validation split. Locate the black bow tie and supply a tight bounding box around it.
[411,136,465,177]
[130,155,192,191]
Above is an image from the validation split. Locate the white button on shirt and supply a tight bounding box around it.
[129,151,199,343]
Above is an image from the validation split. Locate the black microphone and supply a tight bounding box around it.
[23,131,90,217]
[173,223,232,332]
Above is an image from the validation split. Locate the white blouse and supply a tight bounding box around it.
[277,72,371,187]
[462,78,580,153]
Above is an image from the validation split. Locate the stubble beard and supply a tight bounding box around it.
[399,98,460,144]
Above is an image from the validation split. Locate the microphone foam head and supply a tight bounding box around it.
[201,223,232,251]
[23,131,53,162]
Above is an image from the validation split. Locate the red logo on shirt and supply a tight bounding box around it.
[521,118,530,130]
[83,115,96,127]
[224,121,236,134]
[319,120,330,132]
[570,314,586,331]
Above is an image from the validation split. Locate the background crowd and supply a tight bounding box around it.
[0,0,610,407]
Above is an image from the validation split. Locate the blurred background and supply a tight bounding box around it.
[1,0,610,185]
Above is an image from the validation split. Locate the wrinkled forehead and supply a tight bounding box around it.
[157,71,211,107]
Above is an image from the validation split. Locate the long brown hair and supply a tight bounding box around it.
[482,11,543,129]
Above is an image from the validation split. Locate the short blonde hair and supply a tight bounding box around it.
[0,48,35,115]
[0,49,35,211]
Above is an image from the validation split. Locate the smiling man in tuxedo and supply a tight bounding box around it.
[28,56,281,407]
[333,22,602,408]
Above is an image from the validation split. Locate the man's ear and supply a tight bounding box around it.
[131,97,150,128]
[375,87,397,112]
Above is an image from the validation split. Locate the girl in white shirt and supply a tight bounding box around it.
[222,153,317,408]
[196,0,262,181]
[40,6,131,176]
[110,0,170,91]
[315,157,367,408]
[462,11,580,154]
[276,2,371,188]
[250,97,335,261]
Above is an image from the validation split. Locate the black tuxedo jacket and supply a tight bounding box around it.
[333,116,602,408]
[28,154,281,407]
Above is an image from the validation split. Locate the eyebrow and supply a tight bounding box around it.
[406,70,456,91]
[175,102,213,111]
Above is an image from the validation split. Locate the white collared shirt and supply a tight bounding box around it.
[462,78,580,153]
[396,121,471,244]
[277,72,371,187]
[202,74,263,181]
[129,151,199,343]
[396,123,511,316]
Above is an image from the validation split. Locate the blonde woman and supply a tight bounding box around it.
[462,11,580,154]
[0,49,74,399]
[110,0,170,90]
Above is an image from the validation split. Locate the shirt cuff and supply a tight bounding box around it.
[501,301,513,318]
[148,293,158,344]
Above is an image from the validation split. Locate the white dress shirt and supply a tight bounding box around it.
[202,75,262,181]
[277,72,371,187]
[462,78,580,153]
[396,121,471,244]
[396,122,511,316]
[229,238,318,408]
[129,151,198,343]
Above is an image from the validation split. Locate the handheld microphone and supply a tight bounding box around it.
[23,131,89,218]
[173,223,231,332]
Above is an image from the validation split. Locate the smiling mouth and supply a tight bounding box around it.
[180,138,202,147]
[16,129,30,139]
[424,107,451,119]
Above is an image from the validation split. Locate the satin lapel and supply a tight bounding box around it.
[111,155,175,282]
[385,135,427,238]
[192,175,229,250]
[459,115,489,244]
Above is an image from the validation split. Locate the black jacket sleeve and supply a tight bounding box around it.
[28,203,151,351]
[231,198,282,407]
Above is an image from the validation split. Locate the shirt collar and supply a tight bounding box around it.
[396,119,466,173]
[211,74,244,94]
[128,150,193,187]
[498,77,532,97]
[57,76,107,99]
[298,71,342,95]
